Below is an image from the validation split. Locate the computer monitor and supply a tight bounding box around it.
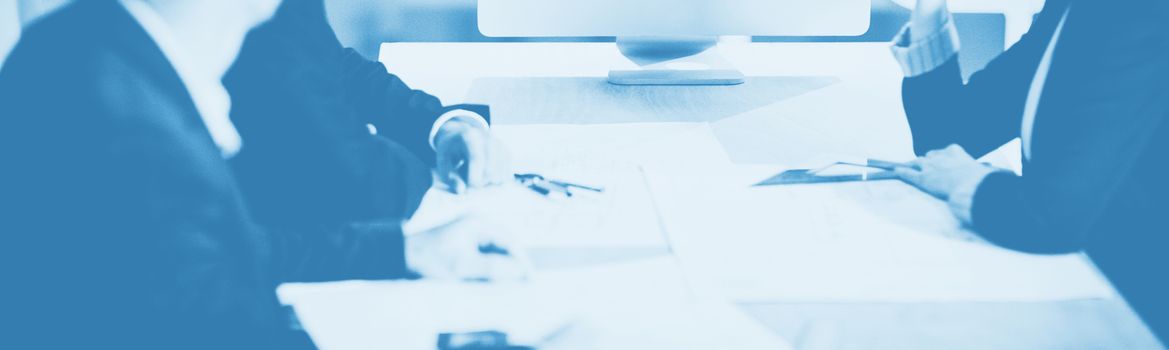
[479,0,871,85]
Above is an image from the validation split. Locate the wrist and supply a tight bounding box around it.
[402,233,430,274]
[890,8,959,77]
[429,110,489,150]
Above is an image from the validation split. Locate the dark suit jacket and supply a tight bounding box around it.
[903,0,1169,340]
[0,1,409,348]
[224,0,487,228]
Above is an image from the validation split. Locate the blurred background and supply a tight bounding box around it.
[1,0,1017,77]
[322,0,1004,74]
[0,0,18,68]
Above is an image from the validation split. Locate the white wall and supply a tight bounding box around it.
[17,0,70,24]
[1,0,20,68]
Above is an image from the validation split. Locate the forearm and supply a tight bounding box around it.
[968,172,1086,254]
[901,58,982,155]
[893,11,996,156]
[270,220,413,283]
[340,48,444,160]
[156,225,317,349]
[259,139,427,283]
[893,7,1040,157]
[340,136,434,221]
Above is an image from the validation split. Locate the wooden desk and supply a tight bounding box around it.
[378,42,1163,349]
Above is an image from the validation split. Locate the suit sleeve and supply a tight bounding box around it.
[901,11,1059,156]
[968,2,1169,254]
[268,219,414,283]
[151,219,319,350]
[339,48,445,164]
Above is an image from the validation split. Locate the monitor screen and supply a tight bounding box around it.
[479,0,871,37]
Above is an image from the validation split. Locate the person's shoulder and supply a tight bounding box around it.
[5,1,123,80]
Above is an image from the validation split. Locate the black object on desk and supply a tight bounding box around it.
[437,331,534,350]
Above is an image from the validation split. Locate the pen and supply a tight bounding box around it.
[514,173,604,197]
[547,179,604,193]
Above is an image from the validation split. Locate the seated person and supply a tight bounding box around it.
[891,0,1169,341]
[223,0,511,234]
[0,0,521,348]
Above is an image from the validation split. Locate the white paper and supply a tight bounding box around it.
[278,257,792,350]
[406,167,667,248]
[405,123,733,249]
[642,164,1117,303]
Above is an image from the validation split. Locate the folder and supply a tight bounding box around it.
[754,159,908,186]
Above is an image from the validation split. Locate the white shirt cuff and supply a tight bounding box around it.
[890,14,961,77]
[428,109,490,150]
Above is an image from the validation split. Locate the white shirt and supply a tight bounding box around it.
[1022,8,1072,160]
[119,0,243,159]
[890,7,1071,224]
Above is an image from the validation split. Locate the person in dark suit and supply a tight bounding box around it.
[890,0,1169,342]
[0,0,522,348]
[224,0,510,233]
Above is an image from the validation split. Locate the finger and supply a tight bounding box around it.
[894,167,944,199]
[894,167,923,184]
[905,157,925,170]
[484,140,513,186]
[439,169,460,194]
[465,136,488,189]
[450,173,467,195]
[444,165,467,194]
[925,148,945,158]
[479,254,532,282]
[436,149,462,192]
[455,253,530,282]
[937,145,962,159]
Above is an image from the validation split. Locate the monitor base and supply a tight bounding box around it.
[611,36,745,86]
[608,69,745,86]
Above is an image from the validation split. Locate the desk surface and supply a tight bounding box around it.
[372,42,1163,349]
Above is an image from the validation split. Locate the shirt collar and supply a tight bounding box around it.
[119,0,243,159]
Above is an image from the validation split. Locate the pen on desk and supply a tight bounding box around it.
[438,331,534,350]
[548,180,604,193]
[514,173,604,197]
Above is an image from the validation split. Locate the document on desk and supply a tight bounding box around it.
[406,123,733,249]
[408,168,665,248]
[641,164,1116,303]
[278,256,792,350]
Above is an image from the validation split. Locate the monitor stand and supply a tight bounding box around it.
[609,36,745,86]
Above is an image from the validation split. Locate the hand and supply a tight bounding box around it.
[405,214,531,281]
[434,118,512,194]
[910,0,950,42]
[894,144,996,200]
